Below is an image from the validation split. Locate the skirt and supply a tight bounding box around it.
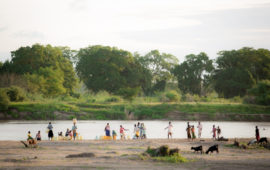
[48,130,54,138]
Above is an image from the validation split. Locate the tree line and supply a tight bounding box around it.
[0,44,269,105]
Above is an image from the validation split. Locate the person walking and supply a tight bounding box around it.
[165,121,173,139]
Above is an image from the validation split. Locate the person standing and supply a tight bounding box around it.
[255,126,260,142]
[36,130,41,141]
[134,124,139,139]
[141,123,146,139]
[165,121,173,139]
[186,122,191,140]
[191,126,196,140]
[197,121,202,138]
[217,126,221,139]
[212,125,216,140]
[120,125,128,140]
[105,123,111,137]
[47,122,54,140]
[72,122,77,140]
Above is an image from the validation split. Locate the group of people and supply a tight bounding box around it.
[165,121,222,141]
[27,120,79,142]
[104,122,147,140]
[27,121,263,142]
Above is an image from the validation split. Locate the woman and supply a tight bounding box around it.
[255,126,260,142]
[105,123,110,137]
[191,126,196,140]
[72,123,77,140]
[217,126,221,139]
[186,122,191,140]
[141,123,146,139]
[47,122,54,140]
[197,122,202,138]
[212,125,216,140]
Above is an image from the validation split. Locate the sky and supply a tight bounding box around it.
[0,0,270,63]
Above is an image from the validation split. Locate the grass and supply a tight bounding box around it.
[3,94,270,120]
[152,153,189,163]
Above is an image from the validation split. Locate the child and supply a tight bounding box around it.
[36,131,41,141]
[112,130,117,140]
[191,126,196,140]
[27,131,33,140]
[120,125,128,140]
[134,124,139,139]
[165,121,173,139]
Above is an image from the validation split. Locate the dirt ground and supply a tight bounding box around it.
[0,138,270,170]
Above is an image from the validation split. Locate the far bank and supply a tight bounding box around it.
[1,102,270,121]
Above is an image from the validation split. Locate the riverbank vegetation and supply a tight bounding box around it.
[0,44,270,120]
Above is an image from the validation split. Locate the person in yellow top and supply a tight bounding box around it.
[27,131,33,140]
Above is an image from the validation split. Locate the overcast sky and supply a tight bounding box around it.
[0,0,270,62]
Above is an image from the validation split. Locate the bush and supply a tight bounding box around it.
[105,96,122,103]
[0,89,10,111]
[165,90,180,102]
[247,80,270,105]
[243,95,256,104]
[5,86,26,102]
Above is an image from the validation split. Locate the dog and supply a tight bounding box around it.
[191,145,203,154]
[258,137,268,144]
[206,144,219,154]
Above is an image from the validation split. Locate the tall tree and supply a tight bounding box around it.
[3,44,77,96]
[213,47,270,98]
[76,45,147,95]
[135,50,178,95]
[173,52,213,95]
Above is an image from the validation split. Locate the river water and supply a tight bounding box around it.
[0,120,269,140]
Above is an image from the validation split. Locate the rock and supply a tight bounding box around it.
[66,152,95,158]
[169,148,180,155]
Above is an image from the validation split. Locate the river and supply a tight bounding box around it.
[0,120,269,140]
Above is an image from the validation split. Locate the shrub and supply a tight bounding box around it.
[165,90,180,102]
[105,96,122,103]
[0,89,10,111]
[247,80,270,105]
[5,86,26,102]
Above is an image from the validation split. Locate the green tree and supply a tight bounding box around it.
[134,50,178,95]
[3,44,77,96]
[247,80,270,105]
[76,45,146,97]
[213,47,270,98]
[173,52,213,95]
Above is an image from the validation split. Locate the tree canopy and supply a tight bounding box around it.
[173,52,213,95]
[0,44,77,96]
[75,45,147,95]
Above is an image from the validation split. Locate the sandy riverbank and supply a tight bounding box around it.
[0,139,270,170]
